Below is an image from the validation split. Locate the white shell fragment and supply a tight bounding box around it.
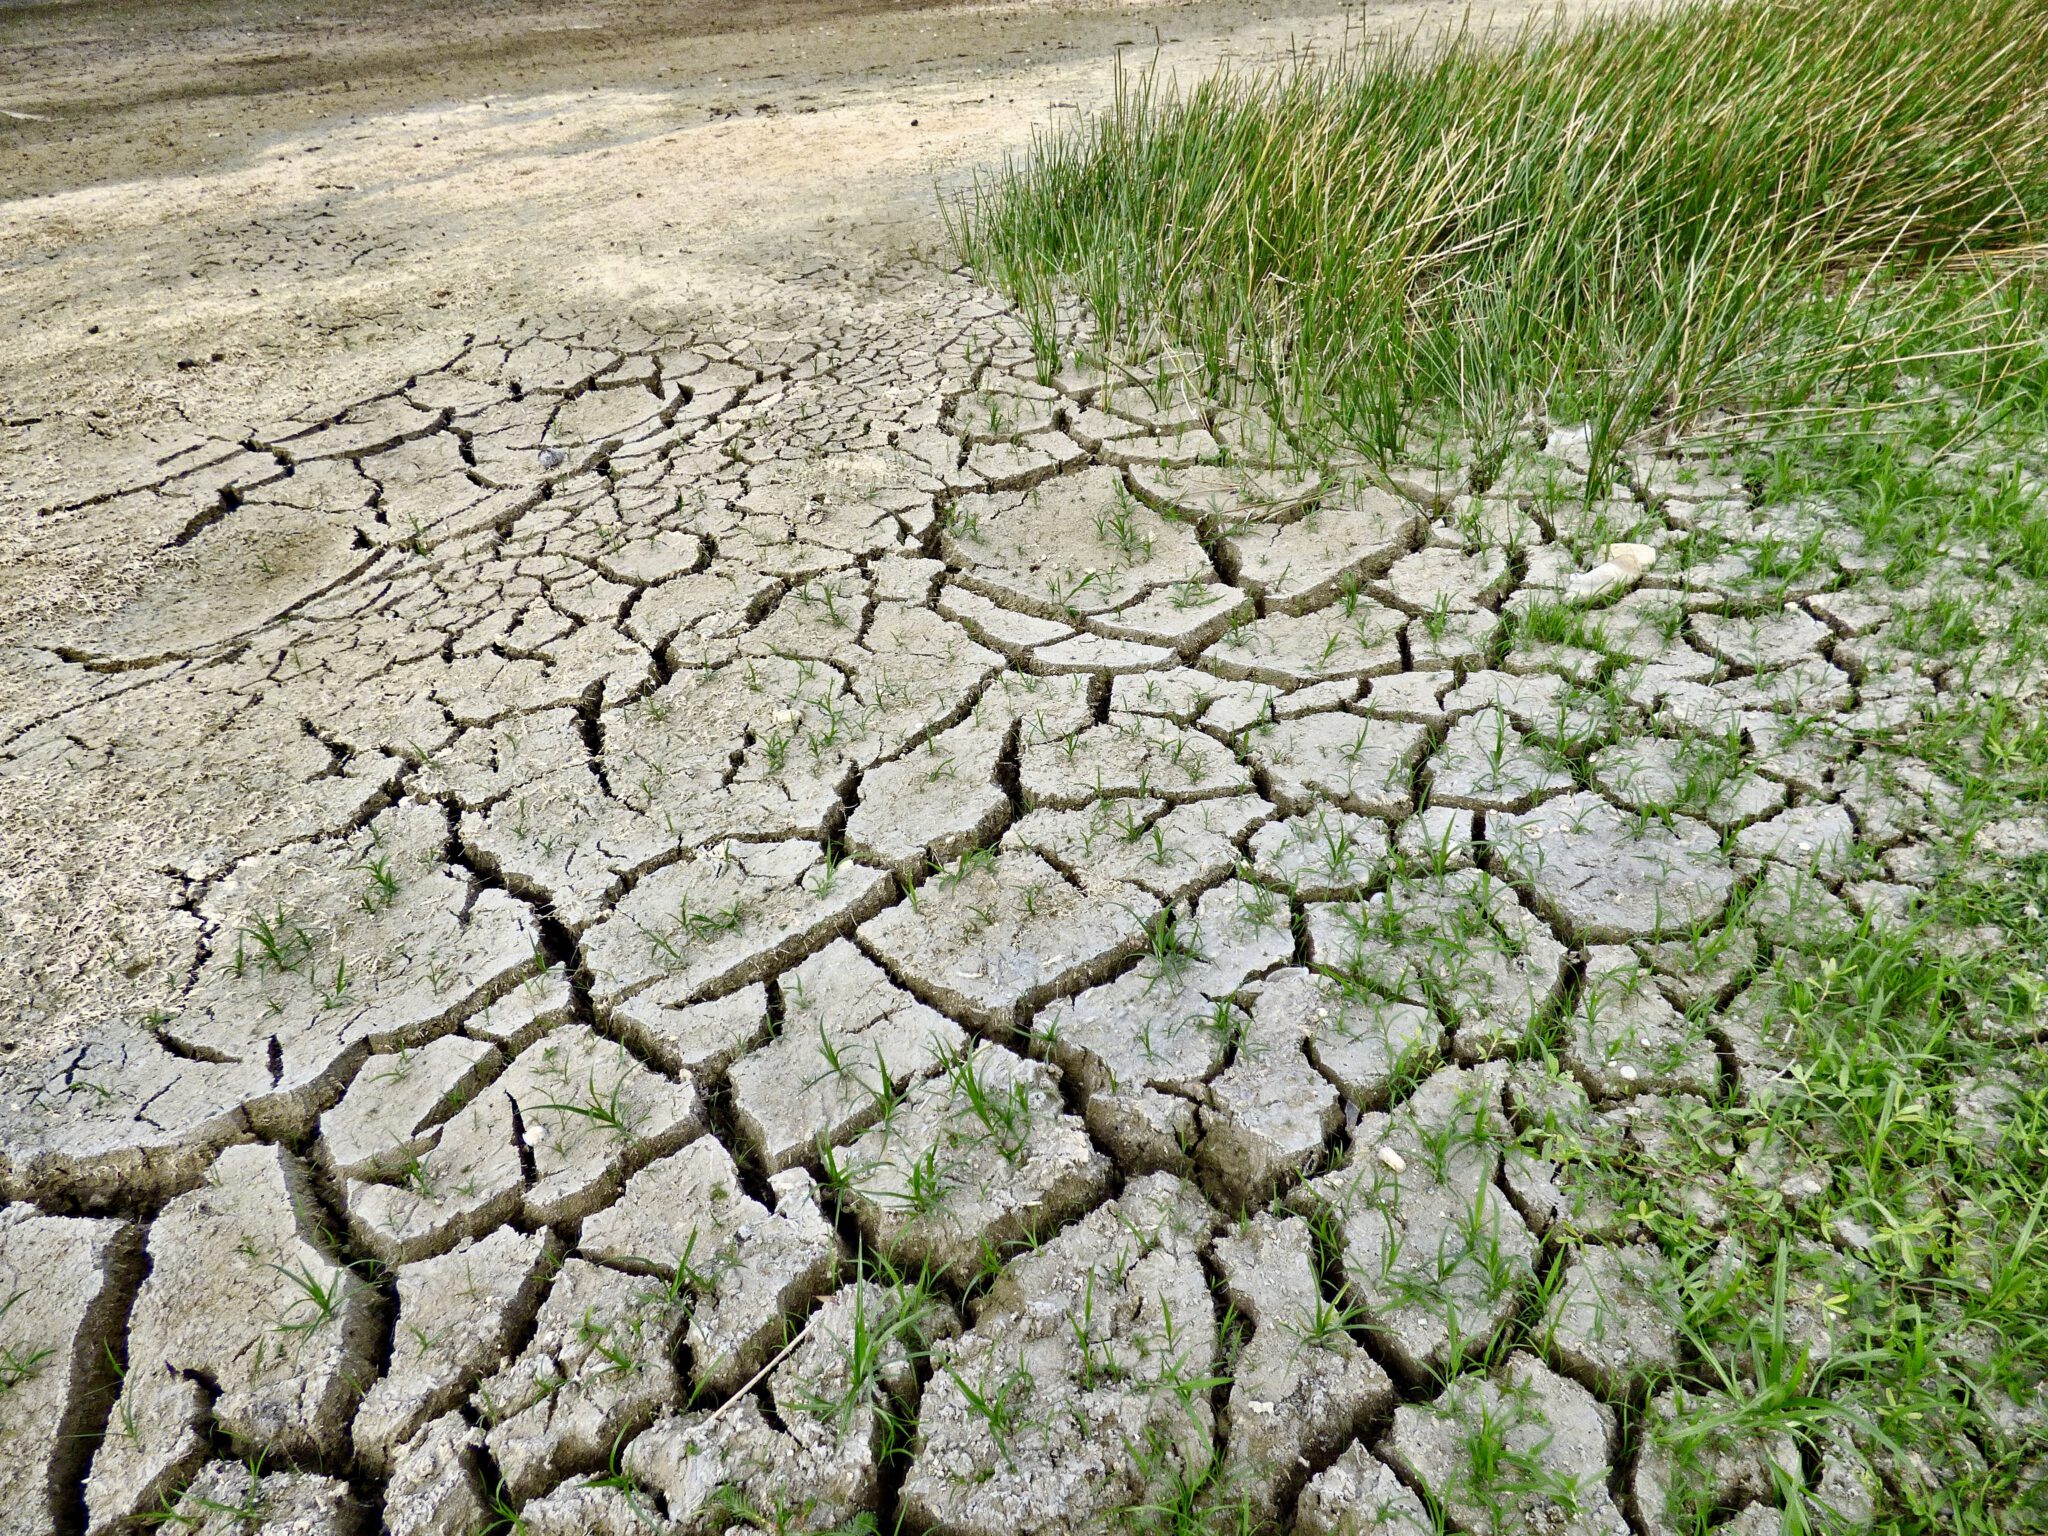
[1564,540,1658,603]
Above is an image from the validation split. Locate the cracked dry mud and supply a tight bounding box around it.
[0,145,2025,1530]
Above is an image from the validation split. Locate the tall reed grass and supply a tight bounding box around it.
[957,0,2048,464]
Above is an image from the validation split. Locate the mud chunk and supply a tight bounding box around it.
[1110,665,1241,724]
[65,498,370,665]
[1428,707,1574,812]
[157,1462,354,1535]
[1540,1240,1683,1395]
[1839,754,1954,850]
[1391,803,1481,872]
[1214,1212,1395,1519]
[939,581,1078,653]
[965,431,1082,485]
[1411,606,1502,669]
[85,1145,378,1534]
[1197,1027,1340,1207]
[1734,802,1860,881]
[1812,1424,1882,1531]
[1214,492,1420,614]
[0,1025,269,1211]
[1295,1444,1436,1536]
[465,965,577,1054]
[1718,960,1814,1099]
[1302,1064,1534,1380]
[1207,675,1361,733]
[1379,1352,1628,1535]
[0,1211,140,1536]
[1635,922,1758,1013]
[1036,631,1179,673]
[953,384,1060,440]
[1194,965,1426,1208]
[1097,424,1219,468]
[1034,878,1292,1172]
[144,801,545,1141]
[608,982,769,1081]
[1249,808,1389,898]
[476,1258,686,1499]
[1590,734,1786,832]
[593,528,711,588]
[1123,461,1319,531]
[1694,608,1833,670]
[844,714,1011,872]
[1585,589,1692,664]
[624,1277,955,1531]
[1081,578,1248,653]
[381,1414,489,1536]
[1442,667,1569,729]
[1308,869,1567,1063]
[348,1024,701,1262]
[1374,543,1512,614]
[728,938,966,1172]
[1630,1387,1801,1536]
[457,764,670,932]
[516,1482,656,1536]
[1361,667,1455,724]
[354,1228,556,1471]
[596,655,856,848]
[1245,711,1429,817]
[343,1076,521,1265]
[1210,603,1407,687]
[1716,657,1855,714]
[584,838,890,1011]
[1257,966,1439,1111]
[581,1138,840,1393]
[316,1034,502,1181]
[1745,862,1856,949]
[1018,718,1250,809]
[1493,791,1734,941]
[1564,946,1719,1100]
[840,1042,1111,1285]
[1742,708,1855,796]
[859,847,1160,1030]
[1007,794,1269,901]
[943,466,1212,621]
[901,1175,1219,1536]
[1501,1061,1627,1241]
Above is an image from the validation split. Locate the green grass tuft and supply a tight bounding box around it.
[957,0,2048,465]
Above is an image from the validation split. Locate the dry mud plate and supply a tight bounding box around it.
[2,8,2043,1532]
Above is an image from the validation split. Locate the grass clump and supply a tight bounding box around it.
[957,0,2048,467]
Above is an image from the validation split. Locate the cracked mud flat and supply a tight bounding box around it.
[0,269,1972,1529]
[3,1,2039,1533]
